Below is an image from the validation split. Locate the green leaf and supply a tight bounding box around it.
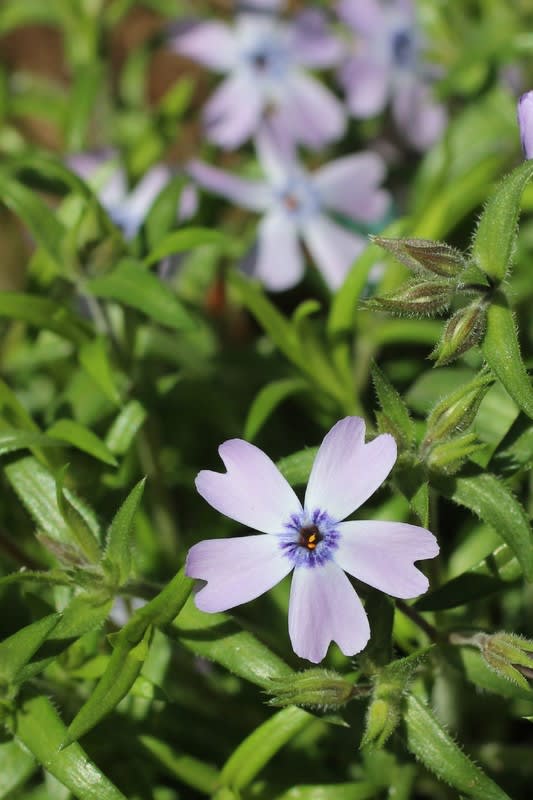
[274,784,379,800]
[139,735,219,795]
[88,259,196,331]
[64,62,104,152]
[472,160,533,283]
[78,337,122,406]
[105,400,147,455]
[0,293,88,344]
[6,695,127,800]
[276,447,318,487]
[143,175,188,248]
[55,466,101,564]
[143,228,228,266]
[0,740,37,799]
[0,428,64,457]
[0,614,60,684]
[404,693,511,800]
[220,707,314,791]
[104,478,146,586]
[434,471,533,581]
[64,625,153,746]
[47,420,118,466]
[483,293,533,419]
[371,363,415,448]
[244,378,309,441]
[458,646,533,702]
[0,173,65,266]
[173,597,292,689]
[229,271,300,364]
[5,456,100,549]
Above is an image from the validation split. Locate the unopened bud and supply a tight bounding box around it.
[425,433,486,474]
[432,300,487,366]
[371,236,466,278]
[476,631,533,690]
[368,281,454,317]
[362,694,401,749]
[422,368,494,448]
[266,669,356,710]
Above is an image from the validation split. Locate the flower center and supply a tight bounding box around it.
[391,29,415,68]
[298,524,322,550]
[253,51,269,71]
[283,193,299,212]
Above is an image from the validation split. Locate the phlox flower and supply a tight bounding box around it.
[68,152,197,240]
[518,91,533,159]
[188,137,390,291]
[170,8,344,150]
[186,417,438,664]
[337,0,447,150]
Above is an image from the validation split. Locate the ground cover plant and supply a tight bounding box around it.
[2,1,533,798]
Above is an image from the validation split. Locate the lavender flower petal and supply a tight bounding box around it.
[335,520,439,598]
[392,79,447,151]
[204,72,264,149]
[304,417,397,522]
[313,153,390,223]
[288,561,370,663]
[301,214,366,290]
[188,160,270,211]
[279,71,346,149]
[121,165,171,237]
[518,91,533,159]
[255,212,304,291]
[339,57,390,117]
[289,10,344,68]
[187,534,292,613]
[170,21,238,72]
[196,439,302,534]
[336,0,383,35]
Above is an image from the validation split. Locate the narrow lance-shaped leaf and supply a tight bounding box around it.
[79,337,122,407]
[64,568,192,743]
[472,160,533,283]
[404,693,511,800]
[434,471,533,581]
[143,228,228,266]
[47,419,118,466]
[88,258,196,332]
[220,707,315,791]
[63,625,153,747]
[6,695,127,800]
[0,293,88,344]
[105,400,147,455]
[0,614,60,684]
[55,466,101,564]
[0,739,37,799]
[371,362,415,448]
[244,378,309,441]
[104,478,146,586]
[482,292,533,419]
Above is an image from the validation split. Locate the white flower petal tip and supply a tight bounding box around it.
[289,562,370,663]
[518,91,533,160]
[195,438,301,534]
[336,520,439,599]
[186,535,292,613]
[305,416,397,523]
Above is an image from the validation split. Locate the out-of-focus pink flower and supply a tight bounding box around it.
[187,417,438,663]
[170,9,345,150]
[68,152,197,239]
[188,135,389,291]
[518,91,533,159]
[337,0,446,150]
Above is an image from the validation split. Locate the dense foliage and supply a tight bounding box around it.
[2,1,533,799]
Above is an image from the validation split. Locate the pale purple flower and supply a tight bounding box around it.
[188,136,389,291]
[68,153,197,239]
[170,10,344,150]
[186,417,438,663]
[337,0,446,150]
[518,91,533,159]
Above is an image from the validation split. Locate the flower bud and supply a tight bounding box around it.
[518,91,533,160]
[422,368,494,448]
[368,281,454,317]
[476,631,533,689]
[266,669,356,710]
[362,694,401,749]
[425,433,486,474]
[432,300,487,366]
[372,236,466,278]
